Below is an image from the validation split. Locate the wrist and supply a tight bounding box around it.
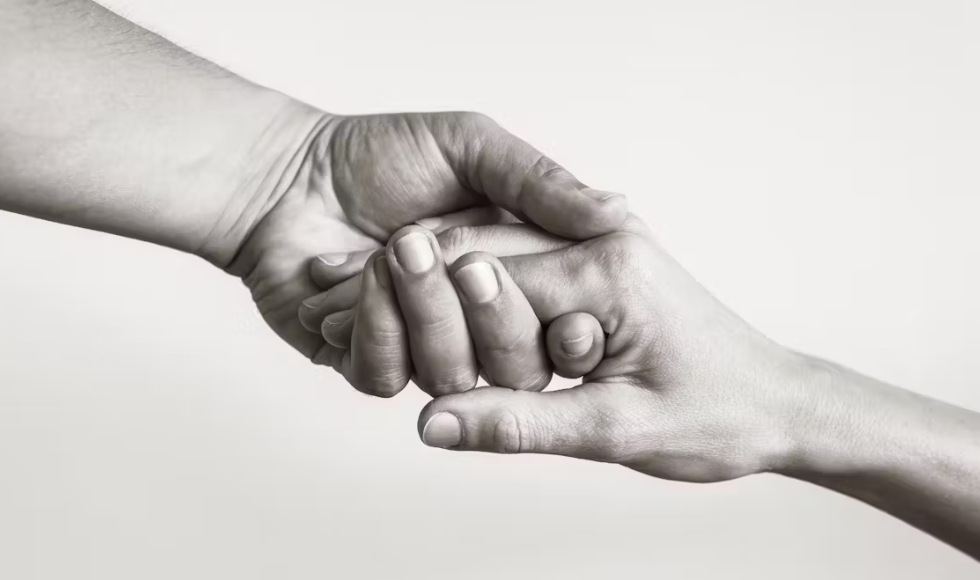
[193,91,332,270]
[771,354,919,480]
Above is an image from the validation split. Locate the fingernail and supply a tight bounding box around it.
[302,294,326,309]
[394,233,435,273]
[422,413,462,448]
[561,333,594,357]
[415,217,442,230]
[454,262,499,303]
[317,253,349,266]
[323,310,352,327]
[373,256,392,290]
[582,188,623,203]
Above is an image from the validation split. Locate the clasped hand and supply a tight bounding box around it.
[301,214,812,484]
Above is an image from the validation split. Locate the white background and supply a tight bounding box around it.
[1,0,979,578]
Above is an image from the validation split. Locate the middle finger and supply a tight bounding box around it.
[386,225,478,397]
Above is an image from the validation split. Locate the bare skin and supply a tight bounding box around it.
[310,223,980,561]
[2,0,977,565]
[0,0,626,363]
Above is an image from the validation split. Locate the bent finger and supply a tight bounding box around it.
[546,312,605,379]
[298,275,361,332]
[321,309,355,349]
[386,225,477,396]
[310,248,377,289]
[450,252,551,391]
[348,253,412,398]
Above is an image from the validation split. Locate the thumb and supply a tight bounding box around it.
[440,113,628,240]
[417,384,637,463]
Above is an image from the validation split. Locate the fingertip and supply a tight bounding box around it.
[416,369,480,398]
[454,261,500,304]
[575,189,629,236]
[317,252,350,267]
[386,225,443,276]
[321,309,355,349]
[526,185,629,240]
[311,248,377,289]
[421,412,463,448]
[298,291,330,332]
[353,372,410,399]
[311,342,346,370]
[561,334,594,357]
[547,312,605,379]
[387,224,440,252]
[358,248,386,285]
[299,276,363,332]
[371,253,392,290]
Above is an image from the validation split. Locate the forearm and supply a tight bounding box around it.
[780,356,980,560]
[0,0,326,267]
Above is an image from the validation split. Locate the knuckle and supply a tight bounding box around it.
[355,367,408,398]
[484,365,550,392]
[491,411,531,454]
[352,348,410,398]
[419,367,478,397]
[363,380,404,398]
[480,331,551,391]
[516,369,552,392]
[437,226,478,263]
[591,232,649,283]
[602,232,649,262]
[481,325,535,359]
[511,154,561,208]
[527,154,567,181]
[588,404,635,463]
[518,155,569,200]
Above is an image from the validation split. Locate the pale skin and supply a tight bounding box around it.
[308,221,980,561]
[0,0,627,362]
[1,0,978,566]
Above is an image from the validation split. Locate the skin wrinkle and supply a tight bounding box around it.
[327,119,377,237]
[250,266,305,311]
[438,224,476,261]
[479,323,537,357]
[429,114,468,193]
[492,411,525,454]
[405,115,447,195]
[502,145,532,207]
[584,400,634,463]
[459,115,489,195]
[468,114,504,197]
[333,116,480,240]
[210,110,334,270]
[421,368,477,396]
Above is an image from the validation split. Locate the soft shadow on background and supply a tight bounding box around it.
[1,1,978,578]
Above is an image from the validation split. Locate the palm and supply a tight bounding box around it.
[231,113,492,359]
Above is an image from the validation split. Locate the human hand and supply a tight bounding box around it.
[371,224,980,564]
[401,227,810,483]
[300,218,611,396]
[225,112,627,361]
